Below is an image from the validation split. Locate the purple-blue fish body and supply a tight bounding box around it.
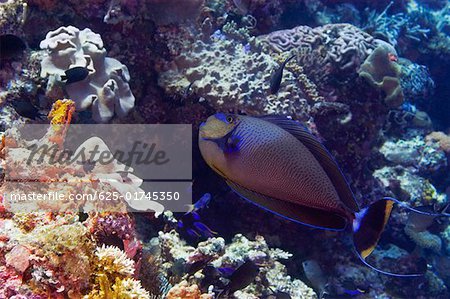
[199,114,357,229]
[198,113,428,277]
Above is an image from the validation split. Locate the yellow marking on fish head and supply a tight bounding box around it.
[198,113,240,177]
[199,113,240,140]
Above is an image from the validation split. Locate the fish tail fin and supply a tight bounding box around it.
[185,204,195,213]
[352,198,426,277]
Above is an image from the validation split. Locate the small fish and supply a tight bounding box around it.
[342,288,366,297]
[302,260,329,299]
[10,100,45,120]
[218,260,260,298]
[270,54,296,94]
[198,113,430,277]
[186,193,212,213]
[0,34,27,61]
[61,66,89,84]
[177,211,216,239]
[184,81,196,98]
[406,204,449,232]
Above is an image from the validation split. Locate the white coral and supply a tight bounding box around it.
[39,26,135,123]
[95,245,135,276]
[112,278,150,298]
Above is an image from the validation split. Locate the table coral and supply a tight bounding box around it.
[39,26,135,123]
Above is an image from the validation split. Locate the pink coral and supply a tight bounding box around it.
[5,245,31,273]
[166,280,213,299]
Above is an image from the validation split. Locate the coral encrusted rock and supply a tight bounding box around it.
[39,26,135,123]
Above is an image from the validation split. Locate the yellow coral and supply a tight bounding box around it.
[95,245,135,277]
[112,278,150,299]
[86,245,148,298]
[85,275,150,299]
[48,99,76,125]
[46,99,76,146]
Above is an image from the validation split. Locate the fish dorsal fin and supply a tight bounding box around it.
[257,115,360,212]
[226,180,347,230]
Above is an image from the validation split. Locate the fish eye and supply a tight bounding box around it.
[226,116,234,123]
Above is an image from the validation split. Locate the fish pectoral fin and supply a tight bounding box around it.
[257,115,359,213]
[226,180,347,230]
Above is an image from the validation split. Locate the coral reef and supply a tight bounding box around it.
[149,231,317,299]
[1,0,450,298]
[39,26,135,123]
[426,131,450,154]
[258,23,390,91]
[158,33,309,118]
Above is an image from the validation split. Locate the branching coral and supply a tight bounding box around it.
[85,245,150,298]
[39,26,135,123]
[94,245,135,277]
[364,2,430,48]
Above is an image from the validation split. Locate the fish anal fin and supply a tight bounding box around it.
[257,115,360,213]
[226,180,347,230]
